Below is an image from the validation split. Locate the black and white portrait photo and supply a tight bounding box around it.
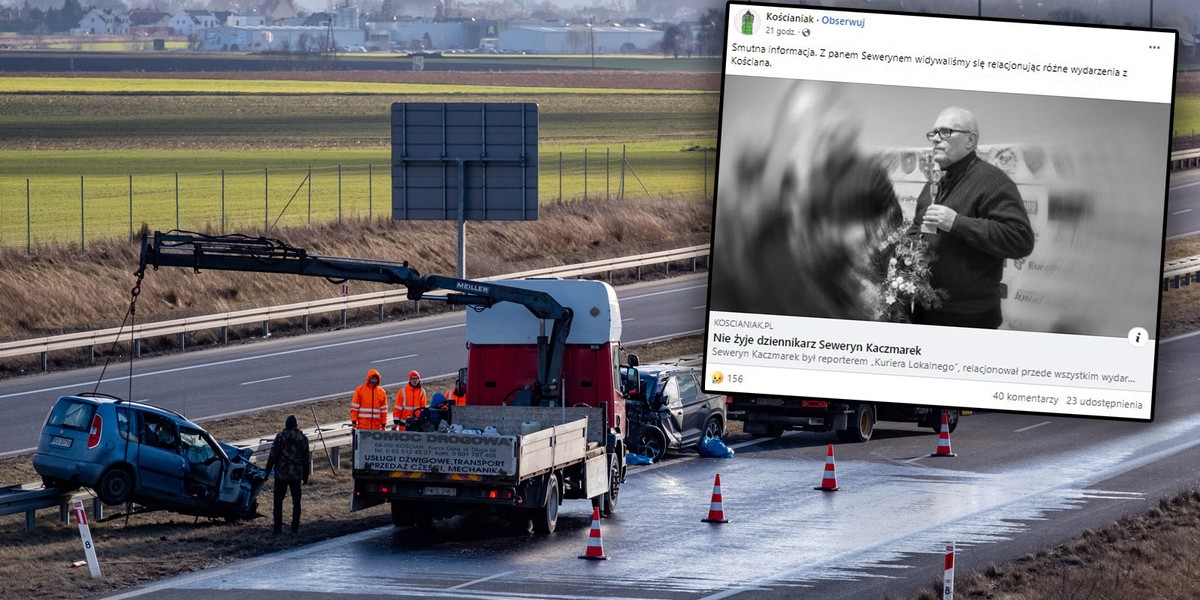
[708,76,1170,338]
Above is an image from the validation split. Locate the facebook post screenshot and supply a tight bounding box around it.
[704,3,1178,421]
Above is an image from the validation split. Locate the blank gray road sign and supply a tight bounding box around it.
[392,103,538,221]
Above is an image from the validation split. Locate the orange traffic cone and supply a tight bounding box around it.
[930,411,957,457]
[701,473,730,523]
[578,506,609,560]
[815,444,840,491]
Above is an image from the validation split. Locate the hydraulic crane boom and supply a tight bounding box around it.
[140,231,573,400]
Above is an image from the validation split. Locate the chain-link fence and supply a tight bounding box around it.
[0,146,715,251]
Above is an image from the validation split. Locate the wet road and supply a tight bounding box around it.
[1166,169,1200,239]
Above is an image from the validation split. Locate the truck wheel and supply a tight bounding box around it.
[635,427,667,462]
[928,410,960,434]
[840,404,875,443]
[97,466,133,505]
[749,424,785,438]
[594,457,620,516]
[533,475,559,534]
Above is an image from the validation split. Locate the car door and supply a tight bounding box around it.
[180,427,226,501]
[135,411,188,499]
[657,376,686,449]
[675,371,707,446]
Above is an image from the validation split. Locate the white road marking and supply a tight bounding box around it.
[692,305,707,310]
[240,375,292,386]
[622,283,707,300]
[1014,421,1051,433]
[449,571,516,590]
[370,353,418,364]
[0,323,465,401]
[1169,180,1200,191]
[625,330,704,345]
[1172,208,1193,215]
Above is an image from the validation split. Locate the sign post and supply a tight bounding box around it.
[72,499,101,578]
[392,103,539,279]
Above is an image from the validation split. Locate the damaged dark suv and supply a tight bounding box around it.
[621,361,727,462]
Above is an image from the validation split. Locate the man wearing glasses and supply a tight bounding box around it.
[907,107,1035,329]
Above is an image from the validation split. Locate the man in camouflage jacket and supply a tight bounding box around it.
[264,415,311,534]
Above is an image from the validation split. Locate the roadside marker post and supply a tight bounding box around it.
[72,499,101,578]
[943,542,955,600]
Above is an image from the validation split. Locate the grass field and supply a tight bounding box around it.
[0,75,718,246]
[0,76,704,95]
[40,41,190,51]
[1174,96,1200,139]
[0,141,715,244]
[410,55,720,72]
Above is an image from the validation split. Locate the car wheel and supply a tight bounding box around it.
[842,404,875,443]
[533,475,559,534]
[97,467,133,505]
[635,426,668,462]
[700,415,725,442]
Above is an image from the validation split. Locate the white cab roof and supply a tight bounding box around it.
[465,279,621,345]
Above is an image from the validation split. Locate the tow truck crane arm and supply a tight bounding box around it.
[140,231,573,401]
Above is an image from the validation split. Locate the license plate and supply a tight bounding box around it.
[756,398,783,406]
[422,486,457,497]
[49,436,73,449]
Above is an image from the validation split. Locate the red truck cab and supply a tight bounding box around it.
[464,279,626,438]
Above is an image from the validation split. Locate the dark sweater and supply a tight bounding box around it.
[906,153,1034,318]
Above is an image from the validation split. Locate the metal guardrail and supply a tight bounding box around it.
[0,245,710,367]
[1170,149,1200,171]
[0,483,76,532]
[1163,254,1200,290]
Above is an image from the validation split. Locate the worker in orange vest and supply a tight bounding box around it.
[392,370,427,430]
[350,369,389,430]
[445,377,467,407]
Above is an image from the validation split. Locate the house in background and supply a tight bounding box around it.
[168,10,218,36]
[200,25,364,52]
[498,23,663,54]
[79,8,130,35]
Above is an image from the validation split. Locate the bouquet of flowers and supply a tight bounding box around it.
[870,222,945,323]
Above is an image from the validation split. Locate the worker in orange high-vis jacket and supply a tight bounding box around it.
[392,370,427,430]
[445,377,467,407]
[350,369,389,430]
